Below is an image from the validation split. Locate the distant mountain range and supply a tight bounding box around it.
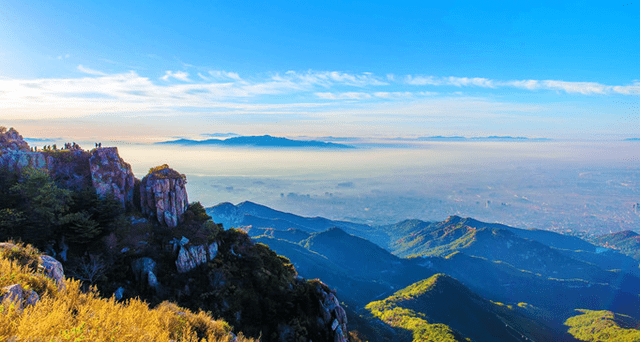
[207,201,640,341]
[416,135,552,141]
[157,135,354,148]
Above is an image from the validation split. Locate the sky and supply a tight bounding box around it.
[1,1,640,141]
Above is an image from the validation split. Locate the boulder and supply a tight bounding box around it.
[176,242,218,273]
[140,165,188,228]
[131,257,160,291]
[39,255,66,290]
[1,284,40,311]
[89,147,136,209]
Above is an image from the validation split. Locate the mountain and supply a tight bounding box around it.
[211,202,640,340]
[366,274,560,342]
[591,230,640,260]
[157,135,354,148]
[385,216,640,282]
[255,228,435,306]
[415,136,551,142]
[207,201,389,245]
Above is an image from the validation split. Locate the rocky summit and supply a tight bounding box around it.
[140,164,189,228]
[89,147,136,209]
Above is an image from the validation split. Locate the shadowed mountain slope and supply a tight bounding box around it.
[366,274,560,342]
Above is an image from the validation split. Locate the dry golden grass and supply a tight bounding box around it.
[0,244,253,342]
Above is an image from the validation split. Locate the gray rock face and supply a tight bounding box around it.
[0,149,53,172]
[316,285,349,342]
[140,165,189,228]
[89,147,136,209]
[131,257,160,290]
[176,242,218,273]
[39,255,66,290]
[0,127,30,152]
[1,129,139,206]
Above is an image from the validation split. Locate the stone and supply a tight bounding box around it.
[39,255,66,290]
[0,284,39,311]
[131,257,160,291]
[89,147,136,209]
[0,127,30,152]
[140,165,188,228]
[176,242,218,273]
[114,287,125,300]
[334,326,348,342]
[1,284,25,311]
[24,288,39,306]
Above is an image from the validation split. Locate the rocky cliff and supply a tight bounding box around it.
[89,147,136,209]
[0,128,53,171]
[0,127,137,208]
[140,164,189,228]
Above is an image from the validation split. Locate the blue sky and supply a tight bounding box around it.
[1,1,639,141]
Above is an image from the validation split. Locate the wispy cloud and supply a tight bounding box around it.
[405,76,495,88]
[276,70,388,87]
[161,70,191,82]
[315,92,372,100]
[208,70,242,81]
[1,67,638,124]
[77,65,106,76]
[405,75,640,95]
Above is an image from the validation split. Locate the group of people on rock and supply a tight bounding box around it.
[64,142,81,150]
[29,142,102,152]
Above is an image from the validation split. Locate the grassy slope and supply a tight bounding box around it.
[0,242,251,342]
[565,309,640,342]
[366,273,556,342]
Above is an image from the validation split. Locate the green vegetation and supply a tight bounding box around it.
[147,164,186,180]
[0,167,125,247]
[565,309,640,342]
[591,231,640,261]
[366,304,466,342]
[165,228,336,341]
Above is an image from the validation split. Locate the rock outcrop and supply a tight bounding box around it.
[40,255,66,290]
[89,147,136,209]
[315,284,349,342]
[0,127,53,171]
[0,127,30,152]
[0,128,138,206]
[140,165,189,228]
[131,257,160,291]
[175,241,219,273]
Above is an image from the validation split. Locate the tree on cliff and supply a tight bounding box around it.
[9,167,72,243]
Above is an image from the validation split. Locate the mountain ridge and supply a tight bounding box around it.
[157,135,354,148]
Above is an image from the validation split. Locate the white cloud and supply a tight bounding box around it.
[315,92,372,100]
[2,67,638,123]
[161,71,191,82]
[278,70,388,87]
[405,74,640,96]
[208,70,242,81]
[404,75,494,88]
[373,92,414,99]
[77,65,106,76]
